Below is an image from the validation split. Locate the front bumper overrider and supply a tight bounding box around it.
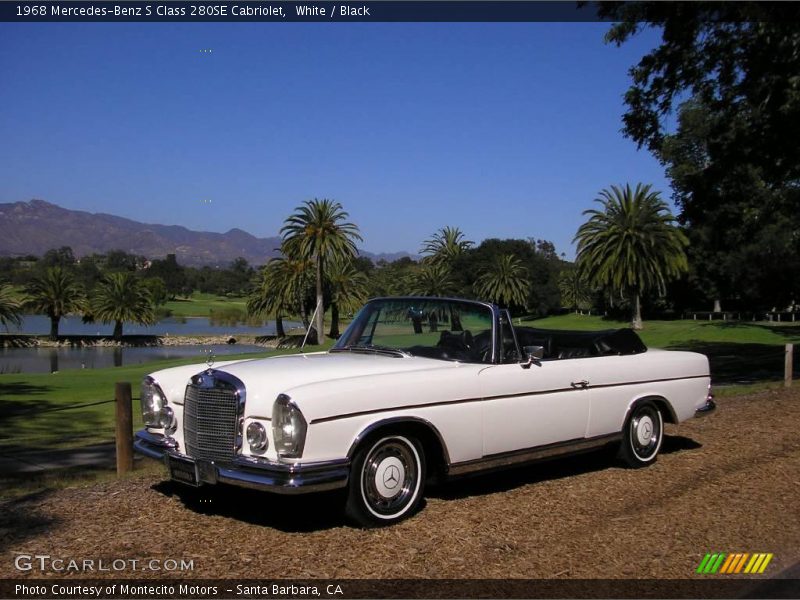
[134,429,349,494]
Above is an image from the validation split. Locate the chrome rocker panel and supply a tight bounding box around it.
[134,429,349,495]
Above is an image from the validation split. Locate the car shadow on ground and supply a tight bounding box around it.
[430,434,701,501]
[153,435,700,530]
[152,480,349,532]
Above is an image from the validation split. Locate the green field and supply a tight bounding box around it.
[1,313,796,454]
[524,313,800,348]
[0,342,334,452]
[164,292,248,317]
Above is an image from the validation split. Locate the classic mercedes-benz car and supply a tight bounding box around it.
[135,296,714,526]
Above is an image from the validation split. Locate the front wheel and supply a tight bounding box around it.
[345,434,426,527]
[618,400,663,468]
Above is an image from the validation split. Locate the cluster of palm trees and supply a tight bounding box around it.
[410,226,533,309]
[0,267,155,340]
[247,199,367,343]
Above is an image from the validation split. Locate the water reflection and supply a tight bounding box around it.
[0,344,268,374]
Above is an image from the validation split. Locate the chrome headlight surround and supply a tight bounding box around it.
[272,394,307,459]
[246,421,268,452]
[141,376,171,430]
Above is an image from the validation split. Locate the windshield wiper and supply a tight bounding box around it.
[331,344,411,358]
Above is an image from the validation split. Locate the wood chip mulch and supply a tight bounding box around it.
[1,387,799,579]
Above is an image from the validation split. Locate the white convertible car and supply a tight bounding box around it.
[135,296,714,526]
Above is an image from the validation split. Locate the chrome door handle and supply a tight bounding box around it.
[571,380,589,389]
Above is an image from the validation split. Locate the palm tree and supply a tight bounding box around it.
[573,183,688,329]
[407,261,457,297]
[558,268,592,314]
[248,255,312,338]
[474,254,531,309]
[25,267,86,340]
[280,199,362,344]
[420,226,473,265]
[326,259,369,338]
[0,283,23,330]
[91,272,155,340]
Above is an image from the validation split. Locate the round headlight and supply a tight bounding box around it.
[246,421,268,451]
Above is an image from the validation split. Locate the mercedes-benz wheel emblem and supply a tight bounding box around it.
[383,465,400,489]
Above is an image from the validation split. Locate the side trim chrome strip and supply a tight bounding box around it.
[309,374,709,424]
[447,433,622,477]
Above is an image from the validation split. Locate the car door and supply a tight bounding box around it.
[478,359,591,456]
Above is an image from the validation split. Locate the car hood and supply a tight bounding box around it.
[150,350,463,418]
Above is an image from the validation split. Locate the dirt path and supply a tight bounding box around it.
[1,388,799,580]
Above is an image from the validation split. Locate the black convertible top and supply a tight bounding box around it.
[514,326,647,360]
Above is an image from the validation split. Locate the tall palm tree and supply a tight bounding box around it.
[420,226,473,265]
[247,255,312,338]
[326,259,369,338]
[558,268,592,314]
[280,199,362,344]
[474,254,531,309]
[91,272,155,340]
[0,283,23,330]
[25,267,85,340]
[573,183,688,329]
[407,261,457,297]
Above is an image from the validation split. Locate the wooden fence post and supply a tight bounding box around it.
[786,344,794,389]
[115,382,134,475]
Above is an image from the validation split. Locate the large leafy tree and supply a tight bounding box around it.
[574,183,688,329]
[420,226,474,265]
[0,283,23,330]
[280,199,362,344]
[25,266,86,340]
[473,254,531,310]
[326,259,369,339]
[91,272,155,340]
[598,2,800,308]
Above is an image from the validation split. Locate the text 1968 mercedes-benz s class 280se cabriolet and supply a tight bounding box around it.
[135,296,715,526]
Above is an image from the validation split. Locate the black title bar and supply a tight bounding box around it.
[5,1,604,23]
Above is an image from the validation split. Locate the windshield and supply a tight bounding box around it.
[332,298,494,363]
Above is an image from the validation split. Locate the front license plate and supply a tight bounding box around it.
[167,455,200,487]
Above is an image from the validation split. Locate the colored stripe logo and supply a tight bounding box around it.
[696,552,773,574]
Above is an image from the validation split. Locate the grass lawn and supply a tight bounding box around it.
[524,313,799,387]
[0,341,334,452]
[523,313,800,348]
[164,292,248,317]
[1,313,797,454]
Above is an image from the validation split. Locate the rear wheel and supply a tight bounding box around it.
[345,434,426,527]
[618,400,663,468]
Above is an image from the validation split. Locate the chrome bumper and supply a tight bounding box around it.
[694,398,716,417]
[134,429,349,495]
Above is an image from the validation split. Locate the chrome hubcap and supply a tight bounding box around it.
[361,438,418,516]
[631,406,661,459]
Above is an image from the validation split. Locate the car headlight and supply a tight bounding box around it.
[246,421,268,451]
[272,394,307,459]
[141,376,169,428]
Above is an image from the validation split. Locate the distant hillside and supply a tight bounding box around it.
[0,199,412,266]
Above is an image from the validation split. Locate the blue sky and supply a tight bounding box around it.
[0,22,667,259]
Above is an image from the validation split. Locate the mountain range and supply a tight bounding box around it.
[0,200,410,266]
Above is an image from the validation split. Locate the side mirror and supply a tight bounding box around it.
[521,345,544,369]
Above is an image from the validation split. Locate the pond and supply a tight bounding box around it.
[3,315,299,337]
[0,344,270,374]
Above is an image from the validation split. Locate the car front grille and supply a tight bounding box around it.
[183,376,240,463]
